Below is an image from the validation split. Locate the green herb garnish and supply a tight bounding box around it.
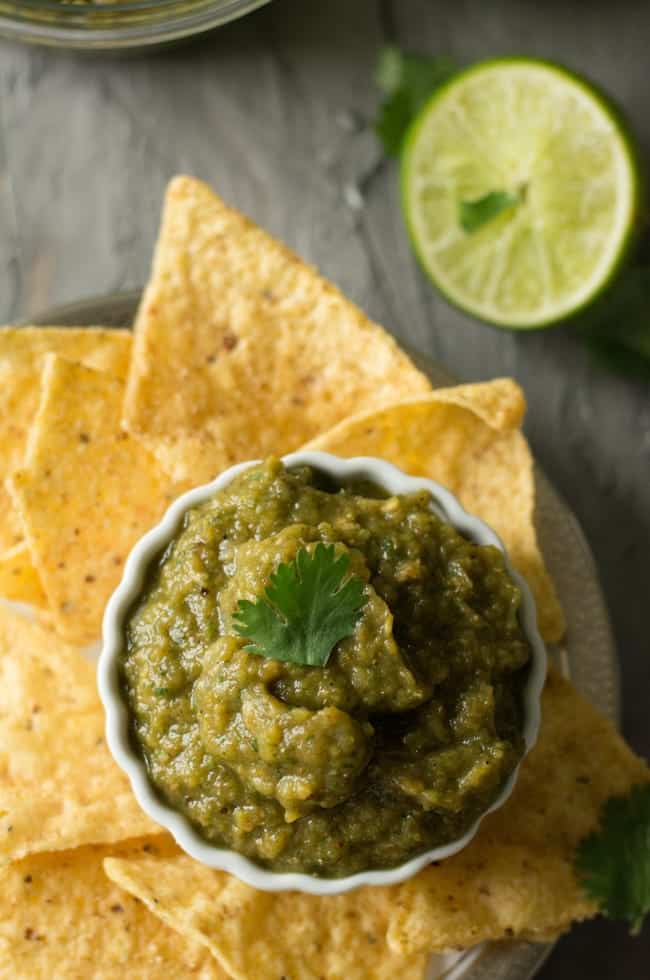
[576,783,650,933]
[233,543,367,667]
[579,266,650,380]
[458,190,522,234]
[374,46,457,156]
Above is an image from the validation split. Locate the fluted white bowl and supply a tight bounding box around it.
[98,451,547,895]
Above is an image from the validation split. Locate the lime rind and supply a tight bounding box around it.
[401,57,642,330]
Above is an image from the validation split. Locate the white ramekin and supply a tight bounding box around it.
[98,451,547,895]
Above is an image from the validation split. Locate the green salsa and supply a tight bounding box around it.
[122,459,531,877]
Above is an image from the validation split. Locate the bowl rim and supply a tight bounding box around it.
[98,450,547,895]
[0,0,270,50]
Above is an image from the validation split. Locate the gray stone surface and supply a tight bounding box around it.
[0,0,647,975]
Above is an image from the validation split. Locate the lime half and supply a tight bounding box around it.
[401,58,641,329]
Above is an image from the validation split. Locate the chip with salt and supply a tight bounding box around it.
[104,851,428,980]
[103,671,648,962]
[0,326,131,555]
[0,603,161,865]
[304,378,564,642]
[0,542,47,608]
[7,354,180,646]
[0,836,226,979]
[123,175,431,484]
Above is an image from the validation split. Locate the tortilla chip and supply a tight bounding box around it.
[7,355,179,646]
[0,603,161,864]
[105,671,648,960]
[421,377,526,431]
[123,175,431,484]
[0,326,131,554]
[304,379,564,642]
[104,854,428,980]
[0,542,47,608]
[0,837,226,979]
[384,668,649,954]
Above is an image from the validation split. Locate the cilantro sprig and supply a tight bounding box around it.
[579,266,650,380]
[374,46,457,157]
[576,783,650,933]
[233,544,367,667]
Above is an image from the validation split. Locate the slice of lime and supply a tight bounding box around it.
[401,58,641,329]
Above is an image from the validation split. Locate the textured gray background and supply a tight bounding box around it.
[0,0,648,975]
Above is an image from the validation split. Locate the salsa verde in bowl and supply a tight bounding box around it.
[99,452,546,895]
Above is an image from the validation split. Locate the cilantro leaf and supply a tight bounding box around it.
[232,543,367,667]
[575,783,650,934]
[374,46,457,156]
[579,266,650,380]
[459,190,522,234]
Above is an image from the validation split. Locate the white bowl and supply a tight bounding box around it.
[98,451,547,895]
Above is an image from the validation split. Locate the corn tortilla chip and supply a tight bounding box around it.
[7,355,180,646]
[123,175,431,484]
[105,671,648,960]
[0,603,161,864]
[104,854,428,980]
[421,377,526,431]
[0,326,131,554]
[385,668,649,954]
[0,542,47,608]
[0,837,227,979]
[303,379,564,642]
